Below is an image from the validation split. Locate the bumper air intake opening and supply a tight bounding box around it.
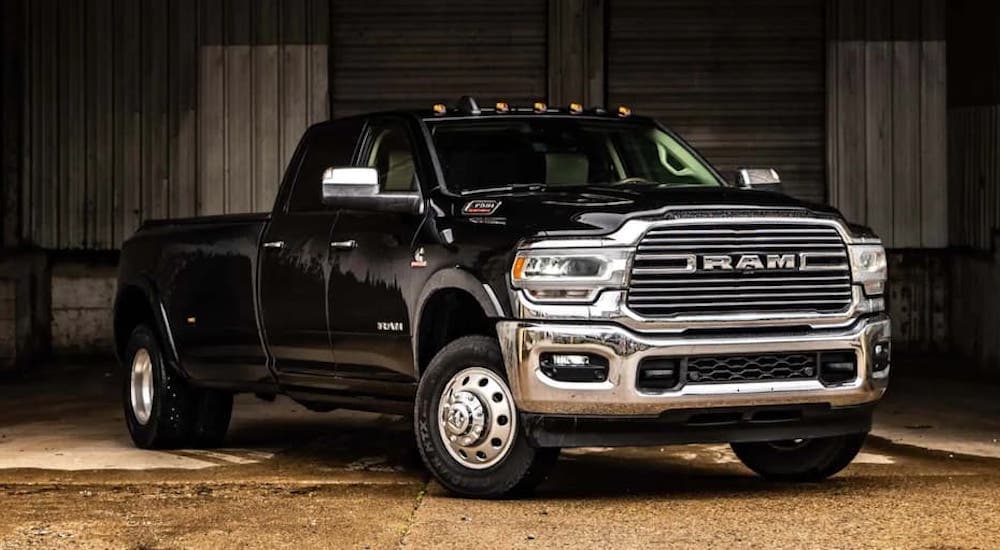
[636,358,682,391]
[819,351,857,385]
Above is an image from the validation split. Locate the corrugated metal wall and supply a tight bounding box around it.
[20,0,329,250]
[607,0,828,204]
[199,1,329,217]
[329,0,547,118]
[947,1,1000,251]
[15,0,958,252]
[949,107,1000,250]
[826,0,947,249]
[18,0,548,250]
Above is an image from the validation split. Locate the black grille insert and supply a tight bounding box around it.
[687,353,817,383]
[635,351,860,391]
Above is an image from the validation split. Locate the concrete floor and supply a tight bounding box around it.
[1,361,999,549]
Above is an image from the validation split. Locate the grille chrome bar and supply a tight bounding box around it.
[638,243,844,251]
[630,292,851,302]
[627,221,853,317]
[630,283,850,293]
[629,275,850,285]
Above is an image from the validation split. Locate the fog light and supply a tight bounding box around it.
[539,353,609,382]
[872,341,891,372]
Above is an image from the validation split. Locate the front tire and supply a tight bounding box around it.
[731,433,867,482]
[414,336,558,498]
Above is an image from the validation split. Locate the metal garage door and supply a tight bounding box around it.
[608,0,827,203]
[330,0,547,118]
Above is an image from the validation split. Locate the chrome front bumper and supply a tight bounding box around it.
[496,315,890,416]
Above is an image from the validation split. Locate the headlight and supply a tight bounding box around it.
[848,244,887,296]
[511,249,630,303]
[513,256,608,280]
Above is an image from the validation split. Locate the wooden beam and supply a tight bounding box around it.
[547,0,605,107]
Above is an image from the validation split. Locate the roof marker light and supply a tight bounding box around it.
[533,101,548,113]
[495,100,510,113]
[432,103,447,115]
[617,105,632,117]
[569,102,583,114]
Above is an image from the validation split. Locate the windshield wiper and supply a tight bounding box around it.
[460,183,546,196]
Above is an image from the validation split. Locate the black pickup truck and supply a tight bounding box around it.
[115,97,890,498]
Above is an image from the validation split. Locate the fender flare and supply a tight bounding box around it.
[410,268,506,376]
[113,275,181,370]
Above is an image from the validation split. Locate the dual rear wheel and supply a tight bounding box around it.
[123,324,232,449]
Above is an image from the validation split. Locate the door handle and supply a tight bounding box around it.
[329,239,358,250]
[262,240,285,249]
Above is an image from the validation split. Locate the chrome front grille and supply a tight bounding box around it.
[627,221,853,317]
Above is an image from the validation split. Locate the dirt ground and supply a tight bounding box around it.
[2,362,999,549]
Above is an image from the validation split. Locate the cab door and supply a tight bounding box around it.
[259,118,364,375]
[326,116,426,384]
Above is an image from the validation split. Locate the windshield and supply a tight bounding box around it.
[428,118,723,194]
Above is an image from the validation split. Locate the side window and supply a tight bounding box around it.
[287,118,364,212]
[365,121,417,192]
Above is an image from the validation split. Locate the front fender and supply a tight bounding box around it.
[410,267,507,374]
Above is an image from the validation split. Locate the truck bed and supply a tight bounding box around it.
[118,212,272,385]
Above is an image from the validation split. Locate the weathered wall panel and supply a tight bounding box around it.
[50,262,117,355]
[608,0,828,204]
[887,251,948,353]
[21,0,330,249]
[949,250,1000,374]
[1,0,24,247]
[827,0,948,248]
[947,1,1000,251]
[949,106,1000,250]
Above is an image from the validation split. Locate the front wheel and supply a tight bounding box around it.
[731,433,867,482]
[414,336,558,499]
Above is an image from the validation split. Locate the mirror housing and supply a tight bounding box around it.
[320,167,424,214]
[736,168,782,192]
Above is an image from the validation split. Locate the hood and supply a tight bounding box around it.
[442,185,844,238]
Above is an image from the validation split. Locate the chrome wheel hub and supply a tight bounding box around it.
[437,367,517,469]
[130,348,154,425]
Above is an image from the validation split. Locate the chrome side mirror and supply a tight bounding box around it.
[321,167,379,205]
[736,168,781,190]
[320,167,423,214]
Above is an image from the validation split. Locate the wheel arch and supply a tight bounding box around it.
[113,276,180,368]
[412,268,506,378]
